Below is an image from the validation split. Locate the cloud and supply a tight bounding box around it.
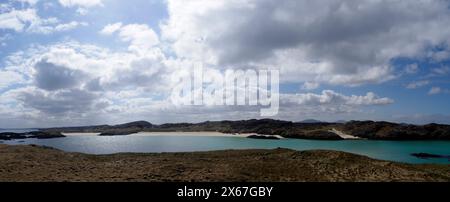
[99,22,123,35]
[428,86,450,95]
[53,21,88,32]
[0,8,38,32]
[14,0,39,6]
[0,7,87,34]
[0,39,396,126]
[428,87,441,95]
[406,80,429,89]
[0,70,24,90]
[28,20,88,34]
[33,59,86,91]
[2,39,171,107]
[301,81,319,90]
[15,87,103,115]
[431,66,450,76]
[429,50,450,62]
[58,0,103,8]
[404,63,419,74]
[283,90,393,106]
[75,7,88,15]
[162,0,450,86]
[0,33,12,47]
[101,23,160,52]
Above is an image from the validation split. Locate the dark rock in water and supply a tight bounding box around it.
[247,135,280,140]
[282,130,343,140]
[0,131,65,140]
[28,131,65,139]
[99,131,136,136]
[411,153,450,160]
[0,132,28,140]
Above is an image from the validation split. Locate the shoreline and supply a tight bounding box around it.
[63,131,285,139]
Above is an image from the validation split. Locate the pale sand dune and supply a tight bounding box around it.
[329,128,361,139]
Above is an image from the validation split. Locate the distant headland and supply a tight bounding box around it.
[2,119,450,141]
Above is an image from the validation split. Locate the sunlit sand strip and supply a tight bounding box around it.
[61,132,285,138]
[329,128,361,139]
[131,132,284,139]
[131,132,245,137]
[62,133,101,136]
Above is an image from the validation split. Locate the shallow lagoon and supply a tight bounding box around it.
[3,133,450,164]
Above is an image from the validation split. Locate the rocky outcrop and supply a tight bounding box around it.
[247,135,280,140]
[411,153,450,160]
[0,131,65,140]
[336,121,450,140]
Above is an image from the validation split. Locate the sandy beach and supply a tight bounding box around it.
[62,133,101,136]
[63,131,285,139]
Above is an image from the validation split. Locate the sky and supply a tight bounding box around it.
[1,0,450,128]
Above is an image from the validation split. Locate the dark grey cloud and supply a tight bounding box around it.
[34,60,86,91]
[100,57,168,90]
[17,88,101,115]
[164,0,450,85]
[206,0,449,66]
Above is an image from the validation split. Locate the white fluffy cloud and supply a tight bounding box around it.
[283,90,393,106]
[0,39,395,126]
[3,0,422,126]
[0,8,38,32]
[101,23,160,52]
[99,22,122,35]
[58,0,103,8]
[28,20,88,34]
[0,6,87,34]
[0,70,24,90]
[162,0,450,86]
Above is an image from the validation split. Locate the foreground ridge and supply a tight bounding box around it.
[0,144,449,182]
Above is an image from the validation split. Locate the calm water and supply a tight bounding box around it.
[2,134,450,164]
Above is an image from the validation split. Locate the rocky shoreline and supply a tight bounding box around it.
[0,144,448,182]
[0,131,65,140]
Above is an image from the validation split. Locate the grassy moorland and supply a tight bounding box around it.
[0,144,449,182]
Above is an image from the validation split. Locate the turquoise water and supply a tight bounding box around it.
[2,135,450,164]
